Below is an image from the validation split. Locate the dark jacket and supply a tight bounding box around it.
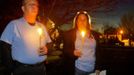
[63,29,78,60]
[62,29,77,75]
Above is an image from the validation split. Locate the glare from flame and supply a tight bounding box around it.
[120,30,123,34]
[81,31,86,38]
[38,28,43,35]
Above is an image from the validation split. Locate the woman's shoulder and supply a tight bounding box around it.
[64,28,76,34]
[62,29,76,38]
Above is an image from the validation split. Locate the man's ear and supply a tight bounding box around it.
[21,6,24,12]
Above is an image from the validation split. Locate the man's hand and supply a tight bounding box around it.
[38,46,48,56]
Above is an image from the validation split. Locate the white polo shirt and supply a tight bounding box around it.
[0,17,51,64]
[75,31,96,72]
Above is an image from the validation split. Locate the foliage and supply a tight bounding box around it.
[103,23,117,35]
[120,12,134,35]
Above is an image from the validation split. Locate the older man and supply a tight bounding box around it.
[0,0,51,75]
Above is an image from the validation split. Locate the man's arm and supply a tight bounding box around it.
[0,40,14,72]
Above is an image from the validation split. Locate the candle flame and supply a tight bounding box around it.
[38,28,42,35]
[81,31,86,38]
[120,30,123,34]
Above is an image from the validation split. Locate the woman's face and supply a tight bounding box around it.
[76,14,88,31]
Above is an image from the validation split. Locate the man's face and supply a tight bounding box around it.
[22,0,39,17]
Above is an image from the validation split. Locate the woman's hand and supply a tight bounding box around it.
[74,49,82,57]
[95,70,100,75]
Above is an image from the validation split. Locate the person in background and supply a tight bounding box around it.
[62,11,100,75]
[0,0,51,75]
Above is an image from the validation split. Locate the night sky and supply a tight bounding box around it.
[92,0,134,32]
[0,0,134,33]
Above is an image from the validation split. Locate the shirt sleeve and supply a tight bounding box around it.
[0,21,15,45]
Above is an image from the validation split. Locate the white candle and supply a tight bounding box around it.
[37,28,43,48]
[81,31,86,38]
[80,30,86,51]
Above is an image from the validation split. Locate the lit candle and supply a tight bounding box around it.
[37,28,43,48]
[80,30,86,51]
[81,31,86,38]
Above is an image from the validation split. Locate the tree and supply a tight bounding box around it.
[120,12,134,46]
[41,0,129,25]
[0,0,129,26]
[102,22,118,34]
[120,12,134,35]
[104,26,117,35]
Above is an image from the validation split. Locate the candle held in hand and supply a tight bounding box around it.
[37,27,43,47]
[37,27,44,56]
[38,28,43,36]
[81,31,86,38]
[80,30,86,53]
